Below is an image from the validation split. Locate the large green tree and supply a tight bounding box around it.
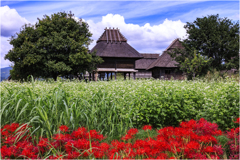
[169,14,239,77]
[5,11,103,81]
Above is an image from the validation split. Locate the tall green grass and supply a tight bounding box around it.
[1,78,239,141]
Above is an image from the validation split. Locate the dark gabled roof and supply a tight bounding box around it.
[140,54,159,59]
[147,38,183,70]
[91,28,143,58]
[97,28,127,43]
[135,53,159,69]
[146,52,179,69]
[164,38,184,51]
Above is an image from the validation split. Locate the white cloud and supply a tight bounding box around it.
[87,14,186,53]
[0,6,29,37]
[1,36,13,68]
[174,4,239,22]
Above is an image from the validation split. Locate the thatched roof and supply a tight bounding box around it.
[141,54,159,59]
[163,38,184,52]
[91,28,143,59]
[147,38,183,70]
[97,28,127,43]
[135,54,159,69]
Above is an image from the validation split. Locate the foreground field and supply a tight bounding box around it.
[1,79,239,141]
[1,118,239,159]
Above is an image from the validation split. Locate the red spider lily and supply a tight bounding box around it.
[92,149,105,158]
[210,155,220,159]
[109,151,121,159]
[2,123,19,133]
[1,118,239,159]
[53,133,71,142]
[199,135,217,144]
[20,144,38,159]
[18,123,30,132]
[185,141,200,151]
[1,130,9,139]
[187,153,207,159]
[228,140,240,160]
[226,127,239,139]
[38,138,50,148]
[65,140,75,153]
[143,125,152,131]
[203,146,214,153]
[127,128,138,136]
[99,142,110,151]
[4,135,16,145]
[1,146,13,158]
[121,134,133,141]
[87,129,105,140]
[234,117,240,124]
[38,138,50,153]
[111,140,126,151]
[59,125,69,132]
[71,127,87,139]
[156,153,168,159]
[48,154,64,159]
[180,118,222,136]
[213,145,224,155]
[66,151,80,159]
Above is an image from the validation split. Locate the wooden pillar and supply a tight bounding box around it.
[94,72,98,81]
[133,72,136,80]
[89,73,91,81]
[92,72,95,81]
[174,70,176,80]
[124,73,126,80]
[115,72,117,80]
[111,72,112,80]
[129,72,130,80]
[107,72,109,80]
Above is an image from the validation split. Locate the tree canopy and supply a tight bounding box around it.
[169,14,239,78]
[5,11,103,81]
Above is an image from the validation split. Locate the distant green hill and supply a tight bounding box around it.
[1,67,12,81]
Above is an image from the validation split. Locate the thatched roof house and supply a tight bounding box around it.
[90,28,143,80]
[147,39,183,70]
[147,39,185,79]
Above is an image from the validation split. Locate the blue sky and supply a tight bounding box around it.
[1,0,239,68]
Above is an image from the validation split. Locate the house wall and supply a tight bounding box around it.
[152,68,184,80]
[130,70,152,78]
[97,57,136,69]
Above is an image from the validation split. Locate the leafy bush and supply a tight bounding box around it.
[0,79,239,139]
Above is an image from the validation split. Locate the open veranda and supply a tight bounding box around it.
[1,78,239,159]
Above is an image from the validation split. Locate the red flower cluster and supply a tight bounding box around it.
[1,118,239,159]
[226,118,240,159]
[234,117,240,124]
[143,125,152,131]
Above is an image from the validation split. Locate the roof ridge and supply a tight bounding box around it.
[146,52,167,70]
[97,28,127,42]
[97,30,106,42]
[117,30,127,41]
[146,55,161,70]
[164,38,179,52]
